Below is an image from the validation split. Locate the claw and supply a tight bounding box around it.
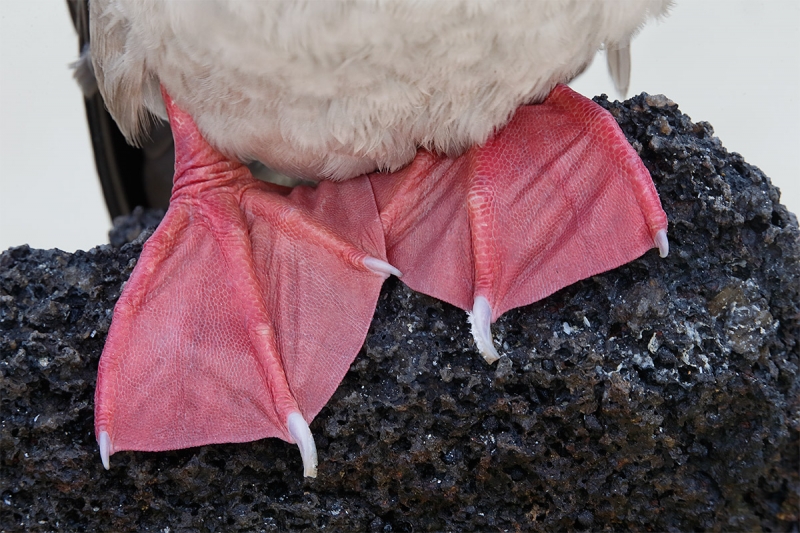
[363,256,402,279]
[606,37,632,98]
[98,430,111,470]
[467,296,500,364]
[654,229,669,258]
[287,412,318,478]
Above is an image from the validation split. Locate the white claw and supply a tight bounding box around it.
[287,412,318,478]
[606,37,631,98]
[654,229,669,258]
[98,431,111,470]
[467,296,500,364]
[363,256,402,279]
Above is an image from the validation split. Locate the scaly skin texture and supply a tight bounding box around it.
[4,92,795,532]
[371,85,666,319]
[95,92,389,458]
[94,85,666,471]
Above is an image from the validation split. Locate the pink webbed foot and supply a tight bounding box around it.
[369,84,668,363]
[95,90,398,477]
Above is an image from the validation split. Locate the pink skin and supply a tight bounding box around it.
[95,85,668,476]
[95,90,392,476]
[371,85,667,359]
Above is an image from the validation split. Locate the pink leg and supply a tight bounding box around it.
[94,90,398,477]
[369,85,668,362]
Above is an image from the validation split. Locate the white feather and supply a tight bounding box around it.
[90,0,671,181]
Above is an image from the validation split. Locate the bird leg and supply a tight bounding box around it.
[94,90,398,477]
[369,85,668,362]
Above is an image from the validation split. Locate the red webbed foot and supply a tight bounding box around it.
[369,85,668,363]
[94,90,398,477]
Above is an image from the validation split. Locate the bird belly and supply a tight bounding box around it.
[95,0,670,180]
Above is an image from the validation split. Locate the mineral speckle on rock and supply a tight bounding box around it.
[1,94,798,531]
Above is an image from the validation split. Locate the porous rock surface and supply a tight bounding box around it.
[1,95,798,532]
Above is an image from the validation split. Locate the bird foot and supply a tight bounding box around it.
[95,90,395,476]
[96,85,668,476]
[370,84,668,360]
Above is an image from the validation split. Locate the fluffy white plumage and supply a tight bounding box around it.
[90,0,670,181]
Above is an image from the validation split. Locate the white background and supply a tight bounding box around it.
[1,0,798,252]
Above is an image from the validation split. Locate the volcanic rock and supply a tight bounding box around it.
[1,94,798,532]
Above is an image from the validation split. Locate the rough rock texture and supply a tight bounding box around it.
[1,95,798,532]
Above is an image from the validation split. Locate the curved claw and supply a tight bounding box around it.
[287,412,318,478]
[363,256,402,279]
[468,296,500,364]
[654,229,669,258]
[98,431,111,470]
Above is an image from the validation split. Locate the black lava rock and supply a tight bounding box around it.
[1,94,798,532]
